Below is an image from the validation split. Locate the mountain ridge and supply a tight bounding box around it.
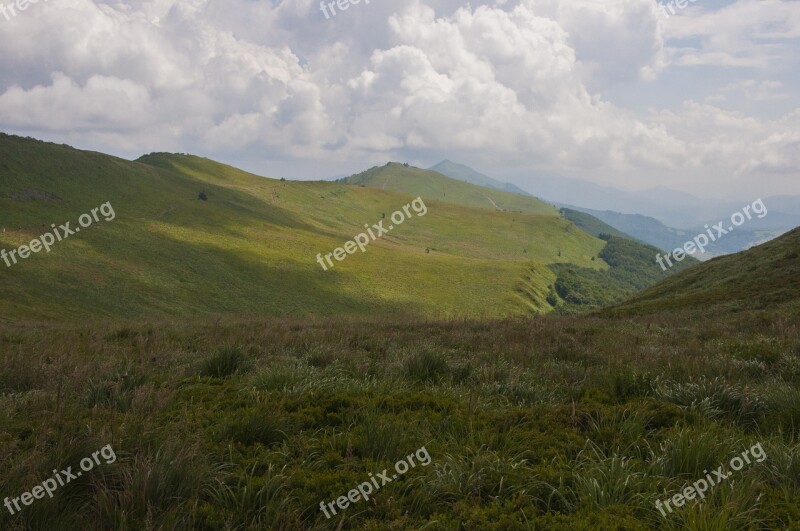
[0,134,627,321]
[429,160,532,197]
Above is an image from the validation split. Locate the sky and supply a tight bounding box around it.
[0,0,798,200]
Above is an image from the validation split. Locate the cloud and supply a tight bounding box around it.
[707,80,791,103]
[0,0,796,198]
[666,0,800,68]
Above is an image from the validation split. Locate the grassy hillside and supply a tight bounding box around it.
[344,163,556,215]
[560,208,638,241]
[0,134,611,321]
[606,227,800,316]
[562,205,693,252]
[549,236,697,312]
[343,162,698,312]
[3,139,800,531]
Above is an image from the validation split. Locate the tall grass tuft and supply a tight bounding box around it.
[405,351,450,384]
[200,346,247,378]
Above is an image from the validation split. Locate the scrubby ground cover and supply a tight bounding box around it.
[1,306,799,530]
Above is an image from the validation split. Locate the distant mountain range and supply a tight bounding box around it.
[555,205,785,258]
[428,160,532,197]
[501,173,800,231]
[429,159,799,257]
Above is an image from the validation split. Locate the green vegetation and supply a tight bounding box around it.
[560,208,639,242]
[343,162,556,215]
[0,134,671,321]
[608,227,800,316]
[1,134,799,530]
[549,237,697,312]
[1,290,798,529]
[564,206,696,253]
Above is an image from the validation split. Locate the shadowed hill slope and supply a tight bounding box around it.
[605,227,800,316]
[0,134,611,321]
[0,134,699,321]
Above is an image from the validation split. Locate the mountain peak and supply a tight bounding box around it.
[429,160,532,198]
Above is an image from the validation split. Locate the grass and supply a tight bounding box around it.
[607,226,800,316]
[0,134,679,321]
[1,297,799,529]
[344,162,557,215]
[200,346,248,378]
[2,133,799,529]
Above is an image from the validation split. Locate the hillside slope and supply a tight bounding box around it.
[0,134,613,321]
[344,163,556,215]
[429,160,531,196]
[559,208,639,242]
[565,204,785,257]
[605,227,800,316]
[344,162,696,312]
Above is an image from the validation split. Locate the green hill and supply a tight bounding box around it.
[0,134,611,321]
[344,163,696,312]
[559,207,639,241]
[343,162,556,215]
[0,134,692,321]
[606,226,800,316]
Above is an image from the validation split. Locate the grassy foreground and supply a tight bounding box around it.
[2,304,799,530]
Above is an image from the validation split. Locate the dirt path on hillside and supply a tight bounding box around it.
[482,193,501,210]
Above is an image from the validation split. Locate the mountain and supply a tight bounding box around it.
[2,134,685,321]
[558,208,641,242]
[425,160,798,256]
[562,204,790,258]
[344,162,554,214]
[606,226,800,316]
[423,161,707,228]
[502,171,800,232]
[559,205,689,251]
[429,160,531,196]
[343,162,695,312]
[766,195,800,217]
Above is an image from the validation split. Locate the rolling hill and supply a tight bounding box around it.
[606,226,800,316]
[343,162,555,214]
[342,162,696,312]
[1,134,691,321]
[559,207,641,242]
[429,159,794,258]
[0,134,601,321]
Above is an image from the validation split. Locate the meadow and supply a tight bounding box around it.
[2,134,797,530]
[1,299,799,530]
